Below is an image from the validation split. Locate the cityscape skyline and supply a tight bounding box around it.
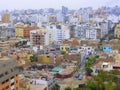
[0,0,119,11]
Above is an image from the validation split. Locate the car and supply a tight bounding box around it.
[78,74,83,80]
[75,74,79,78]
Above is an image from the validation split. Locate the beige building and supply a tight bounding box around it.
[2,13,10,23]
[114,24,120,38]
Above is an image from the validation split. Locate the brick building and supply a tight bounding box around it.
[0,57,20,90]
[24,25,39,38]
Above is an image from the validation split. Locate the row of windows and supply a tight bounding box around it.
[1,75,18,85]
[2,86,18,90]
[0,69,14,78]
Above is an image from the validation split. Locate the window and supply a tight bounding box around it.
[5,71,8,75]
[6,86,9,89]
[6,79,9,82]
[11,76,14,79]
[11,82,14,86]
[47,56,50,58]
[2,64,6,67]
[2,81,5,84]
[0,73,4,78]
[88,48,90,50]
[11,69,13,72]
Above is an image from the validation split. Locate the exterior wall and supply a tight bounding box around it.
[75,25,86,38]
[112,45,120,50]
[89,29,97,39]
[96,28,101,39]
[15,25,24,37]
[2,13,10,23]
[30,31,45,46]
[103,46,112,52]
[115,54,120,62]
[0,74,19,90]
[100,22,109,37]
[38,55,54,64]
[114,24,120,38]
[60,45,70,52]
[30,30,51,46]
[38,55,63,65]
[0,59,20,90]
[24,26,39,38]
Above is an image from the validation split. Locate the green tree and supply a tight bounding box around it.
[30,55,38,62]
[65,87,72,90]
[52,84,60,90]
[85,67,93,76]
[60,50,66,55]
[86,80,98,90]
[105,82,116,90]
[109,70,120,75]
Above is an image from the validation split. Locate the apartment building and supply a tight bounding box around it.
[30,30,45,46]
[47,24,70,43]
[0,57,20,90]
[75,25,86,39]
[2,13,10,23]
[15,23,24,37]
[24,25,39,38]
[30,29,52,46]
[114,24,120,38]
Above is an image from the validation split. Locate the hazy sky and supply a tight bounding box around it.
[0,0,119,10]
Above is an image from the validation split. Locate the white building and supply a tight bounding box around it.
[78,46,95,55]
[46,24,70,42]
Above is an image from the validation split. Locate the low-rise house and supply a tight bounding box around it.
[30,79,48,90]
[101,62,113,71]
[103,45,112,53]
[115,54,120,62]
[60,45,70,52]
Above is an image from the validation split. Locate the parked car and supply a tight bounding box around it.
[78,74,83,80]
[75,74,79,78]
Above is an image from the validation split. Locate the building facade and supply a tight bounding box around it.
[2,13,10,23]
[0,58,20,90]
[15,23,24,37]
[114,24,120,38]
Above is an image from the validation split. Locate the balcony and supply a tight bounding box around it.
[11,78,14,83]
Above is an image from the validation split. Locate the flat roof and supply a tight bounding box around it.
[30,84,47,90]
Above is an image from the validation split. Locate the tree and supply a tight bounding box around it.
[85,67,93,76]
[30,55,38,62]
[85,80,98,90]
[52,84,60,90]
[109,70,120,75]
[105,82,116,90]
[65,87,72,90]
[61,50,66,55]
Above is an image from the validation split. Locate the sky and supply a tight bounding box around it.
[0,0,119,10]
